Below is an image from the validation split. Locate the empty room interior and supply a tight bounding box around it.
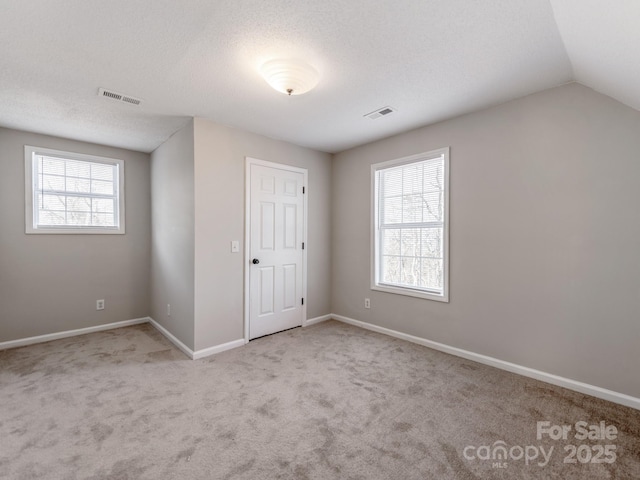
[1,1,639,479]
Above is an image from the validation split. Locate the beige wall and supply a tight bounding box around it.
[150,121,195,350]
[193,118,332,351]
[332,83,640,398]
[0,127,150,342]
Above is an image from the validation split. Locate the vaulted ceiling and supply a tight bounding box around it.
[0,1,638,154]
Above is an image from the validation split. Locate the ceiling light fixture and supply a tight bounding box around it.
[259,59,320,96]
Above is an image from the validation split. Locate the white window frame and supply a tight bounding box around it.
[24,145,125,234]
[371,147,450,302]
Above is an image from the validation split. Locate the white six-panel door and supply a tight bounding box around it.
[248,161,306,340]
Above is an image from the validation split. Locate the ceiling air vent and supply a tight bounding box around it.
[364,106,396,120]
[98,88,142,106]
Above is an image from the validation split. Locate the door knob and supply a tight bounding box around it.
[252,258,260,264]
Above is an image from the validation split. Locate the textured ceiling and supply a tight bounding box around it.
[0,1,636,154]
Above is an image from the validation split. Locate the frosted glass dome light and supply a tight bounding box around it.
[259,59,320,96]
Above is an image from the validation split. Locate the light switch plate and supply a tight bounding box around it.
[231,240,240,253]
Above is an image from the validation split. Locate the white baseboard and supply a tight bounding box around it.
[7,312,636,410]
[148,317,194,359]
[193,339,245,360]
[303,314,332,327]
[332,314,640,411]
[0,317,149,351]
[2,315,247,361]
[148,317,244,360]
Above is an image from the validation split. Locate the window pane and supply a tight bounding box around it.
[423,157,444,191]
[421,259,444,291]
[383,196,402,224]
[92,213,115,226]
[382,229,400,255]
[91,180,114,195]
[382,255,400,284]
[400,228,420,256]
[38,210,66,225]
[91,163,114,182]
[67,212,91,226]
[401,257,420,286]
[422,191,444,222]
[41,174,65,191]
[65,160,91,178]
[402,194,422,223]
[93,198,114,214]
[41,157,65,175]
[66,196,91,212]
[421,227,443,258]
[383,168,402,196]
[65,177,91,193]
[402,163,423,194]
[40,194,65,210]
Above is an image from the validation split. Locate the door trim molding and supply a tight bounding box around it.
[244,157,308,343]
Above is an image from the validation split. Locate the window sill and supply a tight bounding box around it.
[26,227,125,235]
[371,284,449,303]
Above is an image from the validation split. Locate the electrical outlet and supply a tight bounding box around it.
[167,304,171,316]
[364,298,370,309]
[96,299,105,310]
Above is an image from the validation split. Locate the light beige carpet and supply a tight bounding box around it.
[0,320,638,479]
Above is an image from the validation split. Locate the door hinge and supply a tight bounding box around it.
[302,242,305,250]
[301,298,304,305]
[302,186,306,194]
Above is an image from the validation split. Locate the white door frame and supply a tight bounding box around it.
[244,157,308,343]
